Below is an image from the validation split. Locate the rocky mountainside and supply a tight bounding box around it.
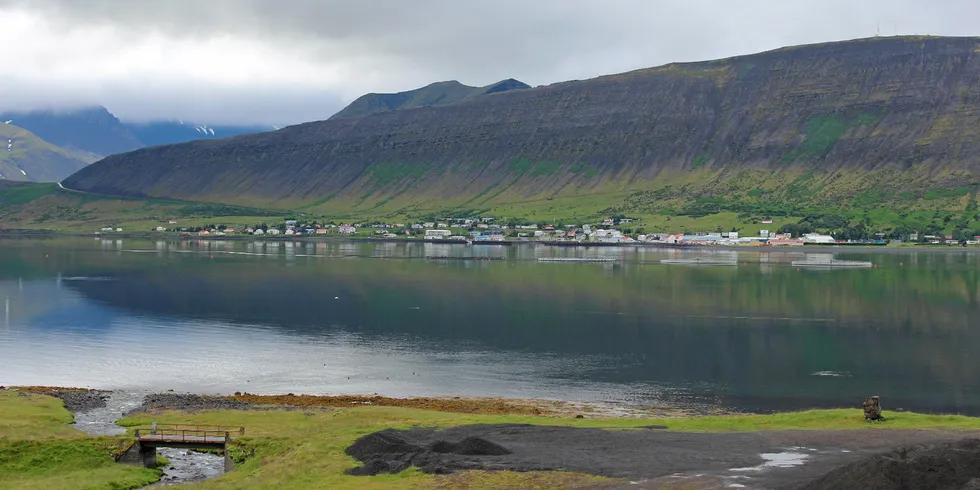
[0,106,275,181]
[0,106,274,157]
[0,106,143,157]
[63,37,980,214]
[330,79,530,119]
[0,123,95,182]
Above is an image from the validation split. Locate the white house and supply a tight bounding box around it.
[424,229,452,239]
[155,226,165,232]
[253,229,265,235]
[267,229,281,235]
[803,233,835,244]
[338,225,357,234]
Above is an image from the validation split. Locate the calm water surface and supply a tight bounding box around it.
[1,238,978,414]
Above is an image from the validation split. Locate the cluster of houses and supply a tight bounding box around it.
[909,233,980,245]
[98,215,978,246]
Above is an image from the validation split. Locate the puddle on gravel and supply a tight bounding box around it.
[729,450,810,471]
[71,391,224,486]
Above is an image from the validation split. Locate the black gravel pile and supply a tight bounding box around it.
[429,436,511,456]
[800,438,980,490]
[344,423,766,478]
[345,431,511,475]
[128,393,252,414]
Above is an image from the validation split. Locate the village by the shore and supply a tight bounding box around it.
[94,215,980,247]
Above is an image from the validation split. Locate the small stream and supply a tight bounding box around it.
[71,391,225,486]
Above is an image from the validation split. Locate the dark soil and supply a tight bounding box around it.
[345,424,767,478]
[345,424,980,489]
[128,393,252,415]
[800,438,980,490]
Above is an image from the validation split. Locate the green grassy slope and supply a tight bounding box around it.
[0,124,95,182]
[0,391,160,489]
[0,181,284,232]
[3,178,979,239]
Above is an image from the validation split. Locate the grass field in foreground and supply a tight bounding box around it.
[10,387,980,490]
[115,405,980,489]
[0,391,160,490]
[5,391,980,489]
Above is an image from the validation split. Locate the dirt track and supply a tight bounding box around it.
[346,424,980,489]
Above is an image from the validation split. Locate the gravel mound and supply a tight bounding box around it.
[128,393,252,414]
[429,436,511,456]
[800,438,980,490]
[48,390,110,413]
[344,430,500,475]
[347,432,424,458]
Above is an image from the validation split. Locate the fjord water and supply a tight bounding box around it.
[1,238,978,414]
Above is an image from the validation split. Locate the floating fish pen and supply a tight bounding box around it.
[537,257,618,263]
[426,256,505,261]
[790,259,873,268]
[659,257,738,266]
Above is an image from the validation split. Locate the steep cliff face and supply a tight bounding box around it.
[64,37,980,211]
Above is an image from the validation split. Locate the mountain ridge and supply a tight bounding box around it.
[0,123,95,182]
[330,78,531,119]
[63,36,980,218]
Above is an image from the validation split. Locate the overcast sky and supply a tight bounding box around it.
[1,0,978,125]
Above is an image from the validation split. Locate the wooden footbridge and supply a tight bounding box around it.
[119,424,246,473]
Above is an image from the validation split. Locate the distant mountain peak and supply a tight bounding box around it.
[330,78,530,119]
[0,105,142,157]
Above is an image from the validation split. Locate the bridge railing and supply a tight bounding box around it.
[147,424,245,436]
[135,428,229,441]
[134,424,246,442]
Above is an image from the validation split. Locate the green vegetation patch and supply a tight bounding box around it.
[924,187,971,200]
[176,203,281,218]
[0,183,58,207]
[570,161,600,178]
[365,161,427,190]
[507,158,534,175]
[784,113,880,161]
[529,160,562,177]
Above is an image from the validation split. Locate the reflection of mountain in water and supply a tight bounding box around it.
[60,256,980,414]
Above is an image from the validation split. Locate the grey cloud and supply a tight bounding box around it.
[2,0,979,124]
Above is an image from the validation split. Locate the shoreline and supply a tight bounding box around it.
[2,231,978,254]
[10,386,721,419]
